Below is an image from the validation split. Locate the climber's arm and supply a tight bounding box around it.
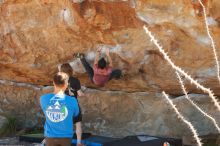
[106,48,113,67]
[94,47,101,66]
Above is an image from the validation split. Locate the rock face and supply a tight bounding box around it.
[0,0,220,139]
[0,82,219,139]
[0,83,42,128]
[79,90,220,138]
[1,0,220,94]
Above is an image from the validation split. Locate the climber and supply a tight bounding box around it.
[75,47,122,87]
[40,72,79,146]
[60,63,85,146]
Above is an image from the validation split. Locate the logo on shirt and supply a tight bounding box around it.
[46,100,68,123]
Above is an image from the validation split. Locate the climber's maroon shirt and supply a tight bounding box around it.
[93,64,112,87]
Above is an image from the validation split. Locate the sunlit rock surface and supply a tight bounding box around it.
[0,0,220,138]
[1,0,220,94]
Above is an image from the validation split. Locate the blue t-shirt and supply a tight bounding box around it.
[40,93,79,138]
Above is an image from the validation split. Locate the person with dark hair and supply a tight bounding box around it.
[40,72,79,146]
[60,63,85,146]
[97,58,107,69]
[76,47,122,87]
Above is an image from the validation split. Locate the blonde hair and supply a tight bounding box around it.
[53,72,69,87]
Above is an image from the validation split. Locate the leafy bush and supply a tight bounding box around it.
[0,116,18,137]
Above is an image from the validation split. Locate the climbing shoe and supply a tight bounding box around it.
[73,53,85,59]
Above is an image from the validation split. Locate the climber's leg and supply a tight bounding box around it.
[109,69,122,81]
[79,56,94,82]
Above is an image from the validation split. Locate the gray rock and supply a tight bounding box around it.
[0,116,6,129]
